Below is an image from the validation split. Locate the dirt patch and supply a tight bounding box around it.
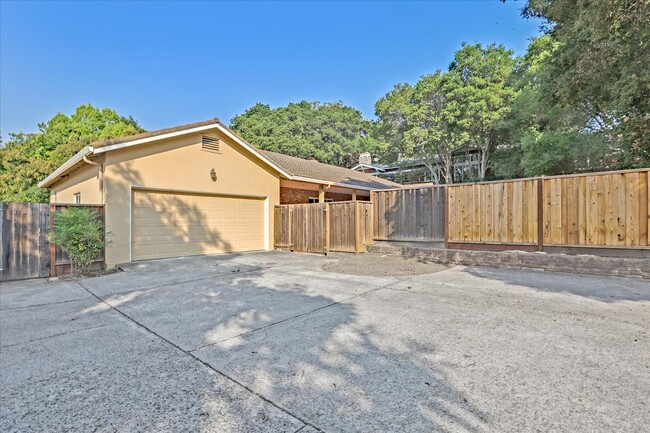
[323,252,449,276]
[51,267,120,281]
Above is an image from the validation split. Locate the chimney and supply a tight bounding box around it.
[359,152,371,165]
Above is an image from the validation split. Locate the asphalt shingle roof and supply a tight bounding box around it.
[258,149,401,190]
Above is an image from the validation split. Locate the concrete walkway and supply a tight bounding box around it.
[1,251,649,432]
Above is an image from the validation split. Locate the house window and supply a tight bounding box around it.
[74,193,81,204]
[308,197,333,203]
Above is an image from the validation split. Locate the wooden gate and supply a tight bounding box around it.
[372,186,445,241]
[274,201,373,254]
[0,203,51,281]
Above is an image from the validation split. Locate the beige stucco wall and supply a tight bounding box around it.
[48,128,281,266]
[50,163,102,204]
[100,130,280,266]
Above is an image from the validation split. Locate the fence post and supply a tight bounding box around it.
[49,204,56,277]
[354,200,361,253]
[537,177,544,251]
[288,206,293,252]
[324,204,330,255]
[443,185,449,249]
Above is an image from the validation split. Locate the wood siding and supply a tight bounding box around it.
[372,187,445,241]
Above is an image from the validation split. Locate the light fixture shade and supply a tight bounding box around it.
[210,168,217,182]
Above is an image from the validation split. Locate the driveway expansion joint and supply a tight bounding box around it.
[73,280,325,433]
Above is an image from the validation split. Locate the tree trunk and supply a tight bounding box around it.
[479,145,490,180]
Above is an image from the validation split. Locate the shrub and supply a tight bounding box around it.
[50,207,109,275]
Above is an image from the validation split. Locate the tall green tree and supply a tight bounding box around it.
[375,72,466,183]
[523,0,650,168]
[445,43,516,179]
[493,35,608,177]
[230,101,385,167]
[0,104,143,202]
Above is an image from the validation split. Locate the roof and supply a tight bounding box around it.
[259,150,401,190]
[351,163,386,172]
[39,118,402,191]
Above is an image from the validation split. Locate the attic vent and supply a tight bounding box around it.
[202,135,220,153]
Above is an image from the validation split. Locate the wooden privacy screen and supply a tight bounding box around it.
[274,201,373,254]
[445,168,649,248]
[543,170,649,247]
[0,202,51,281]
[329,201,373,252]
[447,179,539,245]
[372,187,445,241]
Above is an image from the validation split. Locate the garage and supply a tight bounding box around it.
[131,190,265,261]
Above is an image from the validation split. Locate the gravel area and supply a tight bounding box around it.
[322,252,449,276]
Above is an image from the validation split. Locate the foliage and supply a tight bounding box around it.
[230,101,386,167]
[445,43,516,179]
[375,43,515,182]
[493,34,615,177]
[0,104,143,202]
[375,72,467,183]
[523,0,650,168]
[50,207,108,274]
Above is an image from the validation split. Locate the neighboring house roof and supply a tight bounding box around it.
[39,118,401,191]
[259,150,401,190]
[351,163,386,172]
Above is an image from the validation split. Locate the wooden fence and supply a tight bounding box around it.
[369,168,649,254]
[0,202,105,281]
[542,171,648,247]
[0,203,51,281]
[372,187,445,241]
[447,178,539,246]
[274,201,373,254]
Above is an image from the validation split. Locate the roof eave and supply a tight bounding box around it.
[214,123,292,179]
[38,146,94,188]
[39,121,294,189]
[290,175,395,191]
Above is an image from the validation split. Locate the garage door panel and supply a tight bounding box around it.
[132,190,265,260]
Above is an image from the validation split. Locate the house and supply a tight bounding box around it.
[39,118,400,266]
[352,147,482,185]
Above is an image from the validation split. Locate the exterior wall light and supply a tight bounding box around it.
[210,168,217,182]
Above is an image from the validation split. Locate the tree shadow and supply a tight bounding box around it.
[463,266,650,303]
[107,162,264,266]
[81,259,490,432]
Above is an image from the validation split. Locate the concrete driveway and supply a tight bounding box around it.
[1,251,649,433]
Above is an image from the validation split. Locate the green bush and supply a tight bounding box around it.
[50,207,109,275]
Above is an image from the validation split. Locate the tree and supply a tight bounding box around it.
[0,104,143,202]
[523,0,650,168]
[493,35,610,177]
[376,72,466,184]
[445,43,516,180]
[230,101,385,167]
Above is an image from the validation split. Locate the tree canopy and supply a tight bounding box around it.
[523,0,650,169]
[0,104,143,202]
[230,101,385,167]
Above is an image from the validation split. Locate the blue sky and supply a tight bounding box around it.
[1,1,542,135]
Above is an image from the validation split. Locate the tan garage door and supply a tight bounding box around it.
[132,190,265,261]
